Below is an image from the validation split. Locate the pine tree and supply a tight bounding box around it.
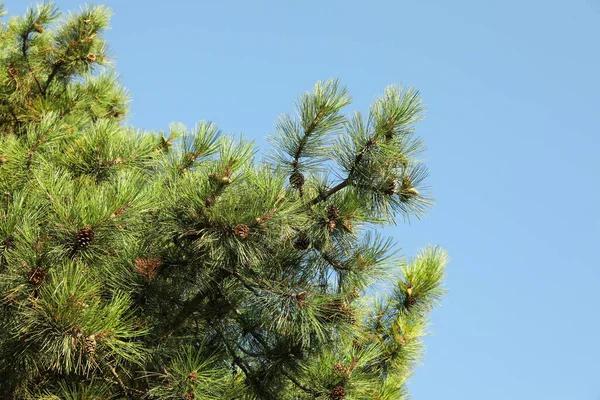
[0,3,448,399]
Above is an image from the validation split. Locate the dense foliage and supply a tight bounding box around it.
[0,3,447,399]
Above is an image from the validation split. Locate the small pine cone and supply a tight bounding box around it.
[33,23,44,33]
[289,170,305,189]
[328,220,336,233]
[294,291,307,307]
[0,155,7,165]
[404,294,418,309]
[327,205,341,220]
[293,233,310,250]
[330,385,346,400]
[87,53,97,62]
[84,335,96,356]
[384,178,398,195]
[221,176,232,184]
[76,225,95,249]
[188,370,198,381]
[7,67,18,78]
[28,267,46,285]
[204,195,215,208]
[333,363,347,375]
[233,224,249,239]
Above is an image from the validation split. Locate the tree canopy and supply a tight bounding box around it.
[0,3,447,399]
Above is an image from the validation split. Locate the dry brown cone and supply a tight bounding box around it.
[84,334,96,356]
[134,256,162,282]
[204,195,215,208]
[28,267,46,285]
[76,225,94,249]
[327,205,341,220]
[233,224,250,239]
[333,363,347,375]
[330,385,346,400]
[294,291,307,307]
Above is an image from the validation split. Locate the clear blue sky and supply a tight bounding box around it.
[5,1,600,398]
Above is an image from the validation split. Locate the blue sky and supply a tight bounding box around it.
[5,0,600,398]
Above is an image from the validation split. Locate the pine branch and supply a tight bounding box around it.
[42,61,64,96]
[282,370,320,397]
[309,136,378,205]
[20,31,44,95]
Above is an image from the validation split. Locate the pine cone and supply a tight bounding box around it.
[0,155,7,165]
[28,267,46,285]
[328,220,336,233]
[293,233,310,250]
[327,205,341,220]
[33,22,44,33]
[76,225,95,249]
[233,224,249,239]
[404,294,418,308]
[384,178,398,195]
[333,363,347,375]
[84,335,96,356]
[204,195,215,208]
[295,291,307,307]
[87,53,97,62]
[289,171,305,189]
[330,385,346,400]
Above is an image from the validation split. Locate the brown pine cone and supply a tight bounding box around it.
[76,225,94,249]
[28,267,46,285]
[233,224,249,239]
[327,205,341,220]
[84,335,96,356]
[330,385,346,400]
